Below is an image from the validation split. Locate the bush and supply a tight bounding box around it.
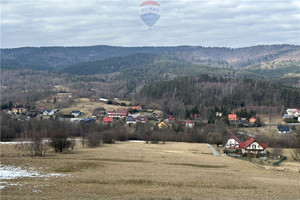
[88,132,102,147]
[102,130,115,144]
[50,130,74,153]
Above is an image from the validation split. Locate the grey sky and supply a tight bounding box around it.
[1,0,300,48]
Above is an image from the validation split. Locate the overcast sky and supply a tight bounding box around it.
[1,0,300,48]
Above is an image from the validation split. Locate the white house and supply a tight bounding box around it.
[225,135,242,149]
[185,120,195,128]
[42,109,55,116]
[71,110,83,117]
[240,137,267,154]
[99,98,109,102]
[286,108,298,116]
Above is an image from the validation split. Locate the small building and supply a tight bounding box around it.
[81,118,95,124]
[102,117,113,125]
[249,117,256,123]
[283,114,291,119]
[71,110,83,117]
[185,120,195,128]
[107,110,128,119]
[286,108,297,116]
[225,135,242,149]
[99,98,109,102]
[277,125,290,134]
[137,116,148,123]
[216,112,222,117]
[158,121,172,129]
[11,107,25,114]
[240,137,267,155]
[167,115,175,121]
[131,105,142,111]
[228,114,238,121]
[42,109,55,116]
[117,107,129,112]
[126,116,137,125]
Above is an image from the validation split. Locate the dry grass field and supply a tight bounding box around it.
[59,98,130,118]
[1,142,300,200]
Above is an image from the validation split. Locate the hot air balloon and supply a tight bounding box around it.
[140,0,161,28]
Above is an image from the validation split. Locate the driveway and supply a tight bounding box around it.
[206,144,225,156]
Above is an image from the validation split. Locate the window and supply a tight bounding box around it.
[252,145,256,149]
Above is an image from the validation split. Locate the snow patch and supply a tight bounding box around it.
[0,164,68,189]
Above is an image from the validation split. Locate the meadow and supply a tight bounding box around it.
[0,141,299,200]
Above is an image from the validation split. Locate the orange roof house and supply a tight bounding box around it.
[131,105,142,111]
[249,117,256,123]
[228,114,238,121]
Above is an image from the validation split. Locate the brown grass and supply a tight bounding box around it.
[1,142,300,200]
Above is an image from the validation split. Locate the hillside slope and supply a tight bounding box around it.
[1,45,299,71]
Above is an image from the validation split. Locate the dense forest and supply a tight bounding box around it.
[138,75,300,118]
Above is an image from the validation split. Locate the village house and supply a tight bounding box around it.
[286,108,298,116]
[167,115,175,121]
[215,112,222,117]
[102,117,113,125]
[42,109,55,116]
[81,118,95,124]
[225,135,242,149]
[107,110,128,119]
[240,137,267,155]
[249,117,256,123]
[185,120,195,128]
[1,109,12,115]
[228,114,238,121]
[92,110,106,118]
[126,116,148,125]
[99,98,109,102]
[117,107,129,112]
[131,105,142,111]
[277,125,290,134]
[11,107,26,114]
[158,121,172,129]
[71,110,83,117]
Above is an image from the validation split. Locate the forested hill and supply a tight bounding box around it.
[0,46,174,70]
[59,53,160,75]
[138,75,300,118]
[1,44,299,71]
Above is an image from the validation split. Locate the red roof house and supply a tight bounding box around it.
[240,137,267,154]
[228,114,238,121]
[185,120,195,128]
[102,117,113,124]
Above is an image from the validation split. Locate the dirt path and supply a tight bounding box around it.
[206,144,225,156]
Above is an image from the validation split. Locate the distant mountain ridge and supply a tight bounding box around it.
[1,45,299,81]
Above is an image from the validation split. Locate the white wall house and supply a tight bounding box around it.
[43,109,54,116]
[241,141,267,154]
[225,135,242,149]
[240,137,267,154]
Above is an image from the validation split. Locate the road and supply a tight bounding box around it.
[206,144,225,156]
